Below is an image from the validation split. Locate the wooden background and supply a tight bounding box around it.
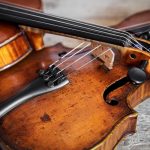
[42,0,150,150]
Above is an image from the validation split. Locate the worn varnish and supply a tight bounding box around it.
[0,1,150,149]
[0,43,149,150]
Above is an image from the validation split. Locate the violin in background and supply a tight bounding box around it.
[0,0,44,71]
[0,1,150,150]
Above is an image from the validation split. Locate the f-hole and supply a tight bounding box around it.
[103,77,129,106]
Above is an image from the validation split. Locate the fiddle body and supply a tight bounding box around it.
[0,2,150,150]
[0,0,44,71]
[0,22,32,71]
[0,44,150,150]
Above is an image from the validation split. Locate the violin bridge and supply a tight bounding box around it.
[91,42,115,70]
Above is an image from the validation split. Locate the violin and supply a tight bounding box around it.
[0,0,44,71]
[0,1,150,150]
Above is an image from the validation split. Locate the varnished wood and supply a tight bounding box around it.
[0,32,31,70]
[25,30,44,51]
[0,0,44,51]
[115,10,150,28]
[0,42,149,150]
[0,0,42,9]
[0,8,150,150]
[0,0,44,71]
[0,22,19,43]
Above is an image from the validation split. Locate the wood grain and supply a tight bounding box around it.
[0,44,149,150]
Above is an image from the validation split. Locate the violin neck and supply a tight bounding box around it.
[0,2,132,47]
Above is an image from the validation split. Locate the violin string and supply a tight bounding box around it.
[10,2,149,38]
[55,43,91,68]
[5,3,148,86]
[52,46,109,84]
[44,43,91,80]
[3,10,146,52]
[76,49,111,70]
[21,10,148,67]
[51,37,147,77]
[51,35,149,80]
[56,45,101,75]
[2,2,149,39]
[0,4,142,47]
[51,21,149,67]
[0,3,148,52]
[52,36,150,86]
[3,3,149,52]
[1,3,149,69]
[0,3,130,36]
[55,35,149,77]
[1,3,147,53]
[132,37,150,52]
[0,7,128,44]
[1,3,148,84]
[118,21,150,52]
[49,42,85,67]
[118,22,150,52]
[2,8,139,49]
[51,34,149,84]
